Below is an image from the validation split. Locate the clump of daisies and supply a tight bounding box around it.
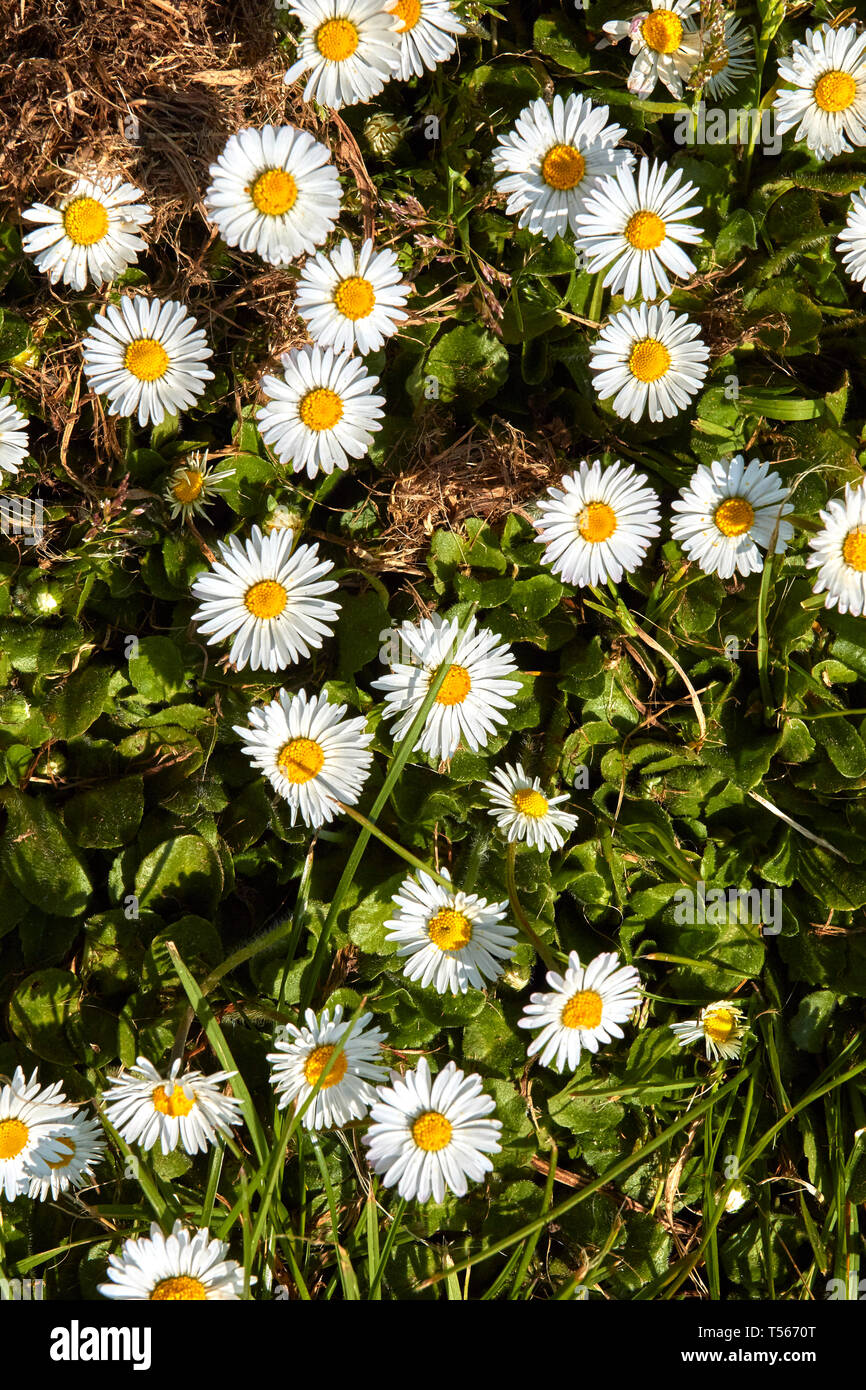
[671,1000,746,1062]
[283,0,402,109]
[601,0,702,99]
[0,1066,95,1201]
[671,456,794,580]
[535,459,661,588]
[102,1056,242,1156]
[28,1111,106,1202]
[807,482,866,617]
[294,237,410,356]
[518,951,642,1073]
[21,170,152,290]
[589,302,709,425]
[385,0,466,79]
[837,186,866,288]
[0,397,30,482]
[257,345,385,479]
[482,762,578,852]
[99,1221,247,1301]
[268,1005,388,1130]
[81,295,214,428]
[384,868,517,995]
[164,451,235,523]
[774,23,866,161]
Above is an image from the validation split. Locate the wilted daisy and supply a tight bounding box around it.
[671,1000,746,1062]
[575,158,703,301]
[257,345,384,479]
[28,1111,107,1202]
[190,524,339,673]
[102,1056,242,1156]
[482,762,578,852]
[81,296,214,428]
[602,0,702,99]
[518,951,642,1074]
[807,482,866,617]
[294,237,410,356]
[384,0,465,79]
[267,1005,388,1130]
[99,1221,247,1301]
[384,868,517,995]
[671,455,794,580]
[363,1057,501,1203]
[837,185,866,287]
[164,451,235,523]
[21,171,152,291]
[535,459,660,588]
[233,687,374,828]
[492,94,633,242]
[702,15,754,99]
[0,1067,73,1201]
[774,23,866,161]
[203,125,342,267]
[372,613,521,762]
[0,397,29,481]
[590,301,709,425]
[283,0,401,108]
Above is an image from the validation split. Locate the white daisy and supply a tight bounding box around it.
[372,613,521,762]
[190,524,340,673]
[21,171,152,291]
[27,1111,107,1202]
[482,762,578,852]
[294,237,410,356]
[518,950,642,1073]
[671,455,794,580]
[81,296,214,428]
[257,345,385,480]
[102,1056,242,1156]
[98,1220,247,1300]
[837,185,866,288]
[384,0,465,79]
[363,1057,501,1204]
[774,23,866,162]
[203,125,342,268]
[233,687,374,829]
[492,93,634,242]
[702,15,755,99]
[267,1005,388,1130]
[602,0,702,99]
[589,301,709,425]
[283,0,401,109]
[384,868,517,995]
[0,1067,73,1201]
[807,482,866,617]
[0,397,30,482]
[671,1000,746,1062]
[575,158,703,301]
[164,450,235,523]
[535,459,661,588]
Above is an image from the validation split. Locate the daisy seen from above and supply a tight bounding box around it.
[384,0,466,79]
[81,295,214,428]
[384,868,517,995]
[21,170,152,291]
[774,23,866,161]
[282,0,401,109]
[0,1067,74,1201]
[27,1111,107,1202]
[267,1005,388,1130]
[482,761,578,852]
[671,1000,746,1062]
[256,345,385,479]
[294,236,410,356]
[163,450,235,523]
[837,185,866,288]
[518,951,642,1074]
[102,1056,242,1156]
[0,397,29,482]
[671,455,794,580]
[589,301,710,425]
[602,0,702,98]
[807,481,866,617]
[99,1221,247,1301]
[535,458,661,589]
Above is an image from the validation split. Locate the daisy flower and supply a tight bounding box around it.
[671,455,794,580]
[294,237,410,356]
[27,1111,107,1202]
[589,301,709,425]
[807,482,866,617]
[575,158,703,301]
[384,0,466,79]
[21,171,152,291]
[98,1220,247,1300]
[518,951,642,1073]
[774,23,866,162]
[363,1057,501,1204]
[702,15,755,99]
[164,451,235,523]
[102,1057,242,1156]
[837,185,866,288]
[233,687,374,829]
[482,762,578,852]
[256,345,384,480]
[81,296,214,428]
[602,0,702,99]
[0,1067,73,1201]
[203,125,342,267]
[384,868,517,995]
[535,459,661,588]
[283,0,401,109]
[267,1005,388,1130]
[0,397,30,482]
[492,93,633,242]
[190,524,340,673]
[372,613,521,762]
[671,1000,746,1062]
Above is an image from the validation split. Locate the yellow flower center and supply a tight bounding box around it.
[151,1085,196,1118]
[843,527,866,572]
[577,500,618,544]
[315,17,360,61]
[813,69,857,113]
[299,387,344,432]
[303,1044,348,1090]
[150,1276,208,1301]
[244,578,288,620]
[434,663,472,706]
[277,736,325,784]
[124,338,170,382]
[641,9,683,54]
[62,195,110,246]
[427,907,473,951]
[628,337,671,383]
[703,1007,736,1043]
[625,210,666,250]
[46,1137,77,1171]
[392,0,421,30]
[541,144,586,191]
[412,1110,453,1152]
[250,168,298,216]
[334,275,377,320]
[714,496,755,538]
[171,468,205,505]
[561,988,604,1030]
[513,787,549,818]
[0,1117,28,1161]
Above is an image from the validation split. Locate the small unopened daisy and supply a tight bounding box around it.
[372,613,521,762]
[384,0,465,79]
[363,1057,501,1204]
[0,1067,73,1200]
[672,455,794,580]
[482,762,578,852]
[164,451,235,523]
[807,482,866,617]
[283,0,401,109]
[384,868,517,995]
[702,15,754,99]
[837,185,866,288]
[267,1005,388,1130]
[99,1220,247,1301]
[575,158,703,301]
[102,1057,242,1156]
[233,688,374,829]
[590,301,709,425]
[257,345,385,479]
[518,951,642,1073]
[81,296,214,428]
[294,237,410,356]
[671,1000,746,1062]
[492,94,633,242]
[21,171,152,291]
[774,23,866,162]
[535,459,661,588]
[204,125,342,267]
[28,1111,107,1202]
[0,397,29,481]
[190,524,340,673]
[602,0,702,99]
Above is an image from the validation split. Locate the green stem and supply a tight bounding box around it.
[505,842,557,970]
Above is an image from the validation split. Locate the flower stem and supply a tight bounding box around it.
[505,841,557,971]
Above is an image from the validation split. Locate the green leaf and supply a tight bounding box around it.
[128,635,186,703]
[134,834,223,913]
[420,326,509,407]
[0,788,92,917]
[63,776,144,849]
